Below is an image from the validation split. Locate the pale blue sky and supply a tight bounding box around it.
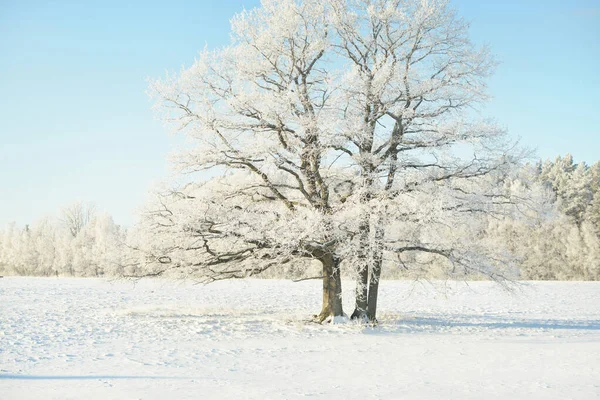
[0,0,598,227]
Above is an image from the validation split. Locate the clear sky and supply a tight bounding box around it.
[1,0,598,227]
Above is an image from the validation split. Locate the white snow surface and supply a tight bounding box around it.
[1,278,599,399]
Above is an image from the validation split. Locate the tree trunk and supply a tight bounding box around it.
[316,252,344,323]
[351,264,369,320]
[367,225,384,323]
[351,217,370,320]
[366,250,382,323]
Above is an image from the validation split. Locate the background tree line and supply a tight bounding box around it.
[487,155,600,281]
[1,156,598,281]
[0,202,127,277]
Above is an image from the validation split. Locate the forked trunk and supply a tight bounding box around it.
[316,253,344,323]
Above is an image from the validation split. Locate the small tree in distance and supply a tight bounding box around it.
[60,201,96,238]
[136,0,529,323]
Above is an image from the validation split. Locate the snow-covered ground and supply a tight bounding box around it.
[1,278,599,399]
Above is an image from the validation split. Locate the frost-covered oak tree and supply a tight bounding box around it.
[138,0,526,322]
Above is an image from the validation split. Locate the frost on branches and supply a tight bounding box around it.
[135,0,529,322]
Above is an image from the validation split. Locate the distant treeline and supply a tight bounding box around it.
[1,155,599,280]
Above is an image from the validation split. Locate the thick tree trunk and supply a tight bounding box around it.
[316,252,344,323]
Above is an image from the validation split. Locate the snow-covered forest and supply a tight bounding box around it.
[0,202,127,277]
[491,156,600,281]
[1,155,598,281]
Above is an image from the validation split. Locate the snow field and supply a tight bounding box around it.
[1,278,599,399]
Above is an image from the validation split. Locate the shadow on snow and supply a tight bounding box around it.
[377,315,600,332]
[0,374,198,380]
